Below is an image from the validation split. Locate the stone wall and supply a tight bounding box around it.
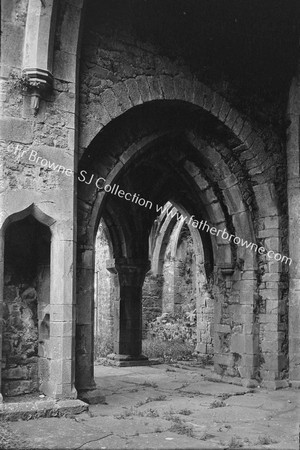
[142,273,163,328]
[94,222,114,355]
[2,283,39,396]
[0,0,297,395]
[174,232,196,313]
[0,0,81,398]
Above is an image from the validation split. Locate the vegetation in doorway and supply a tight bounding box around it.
[94,335,113,360]
[142,307,198,362]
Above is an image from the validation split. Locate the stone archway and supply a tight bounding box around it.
[75,98,271,393]
[148,202,214,355]
[0,204,68,399]
[73,1,284,394]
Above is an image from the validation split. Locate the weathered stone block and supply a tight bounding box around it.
[125,78,142,106]
[202,188,218,206]
[232,115,244,136]
[101,89,122,118]
[111,83,132,112]
[217,100,230,122]
[219,173,238,190]
[50,359,72,385]
[223,185,246,214]
[214,353,235,367]
[184,160,200,177]
[210,92,224,117]
[193,82,207,108]
[50,336,73,360]
[173,76,187,101]
[253,184,278,217]
[3,380,35,397]
[146,76,163,100]
[193,172,209,190]
[224,108,240,130]
[56,399,88,415]
[2,366,29,380]
[206,202,225,224]
[53,50,76,83]
[159,75,175,99]
[0,117,33,144]
[238,121,253,142]
[261,289,279,300]
[215,324,231,333]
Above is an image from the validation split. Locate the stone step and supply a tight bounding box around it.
[0,398,88,422]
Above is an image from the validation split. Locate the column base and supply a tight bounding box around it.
[242,379,259,388]
[289,380,300,389]
[41,382,78,400]
[78,389,106,405]
[261,379,289,390]
[107,353,149,367]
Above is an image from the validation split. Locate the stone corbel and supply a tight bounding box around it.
[22,0,58,115]
[220,263,235,276]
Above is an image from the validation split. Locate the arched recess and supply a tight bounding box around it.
[1,203,77,399]
[75,94,279,393]
[0,205,56,399]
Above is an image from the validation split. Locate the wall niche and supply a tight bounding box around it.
[3,215,51,397]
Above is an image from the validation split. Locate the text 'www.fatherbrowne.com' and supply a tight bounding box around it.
[24,149,293,266]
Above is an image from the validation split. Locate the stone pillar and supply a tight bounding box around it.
[76,245,106,404]
[107,258,150,366]
[287,77,300,387]
[0,229,4,403]
[44,233,77,399]
[76,246,96,390]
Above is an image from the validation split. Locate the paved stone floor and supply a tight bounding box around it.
[6,363,300,449]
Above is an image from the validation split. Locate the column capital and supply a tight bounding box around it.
[106,258,150,285]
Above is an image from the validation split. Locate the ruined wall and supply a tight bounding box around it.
[94,222,114,355]
[0,0,82,398]
[79,6,196,153]
[173,233,196,313]
[2,283,39,396]
[161,240,175,315]
[142,273,163,328]
[0,0,294,395]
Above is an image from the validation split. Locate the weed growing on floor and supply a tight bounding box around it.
[114,409,134,419]
[142,408,159,418]
[177,408,192,415]
[142,338,195,362]
[210,399,226,408]
[135,395,167,407]
[94,335,113,359]
[257,435,279,445]
[227,435,244,448]
[199,431,209,440]
[163,408,176,421]
[169,420,195,437]
[141,381,158,388]
[114,406,161,419]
